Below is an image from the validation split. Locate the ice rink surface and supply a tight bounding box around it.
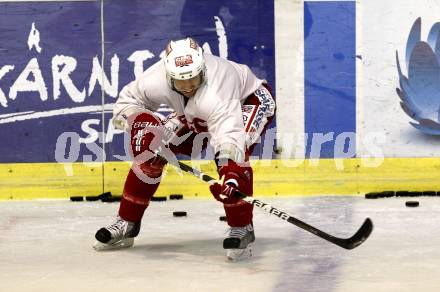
[1,196,439,292]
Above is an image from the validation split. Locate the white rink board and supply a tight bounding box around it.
[358,0,440,157]
[1,197,440,292]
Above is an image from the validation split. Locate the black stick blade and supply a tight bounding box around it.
[337,218,374,250]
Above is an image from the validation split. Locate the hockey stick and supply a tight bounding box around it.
[163,157,373,250]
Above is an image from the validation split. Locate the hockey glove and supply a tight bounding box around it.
[129,112,167,164]
[161,112,188,145]
[209,160,251,204]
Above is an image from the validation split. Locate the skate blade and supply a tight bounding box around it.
[93,238,134,251]
[226,243,253,261]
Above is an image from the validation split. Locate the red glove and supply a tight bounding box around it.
[129,112,166,164]
[209,160,251,204]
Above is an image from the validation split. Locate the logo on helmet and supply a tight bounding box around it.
[174,55,194,67]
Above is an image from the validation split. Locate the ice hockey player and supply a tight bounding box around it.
[93,37,275,260]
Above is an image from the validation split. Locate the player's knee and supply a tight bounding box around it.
[138,158,167,178]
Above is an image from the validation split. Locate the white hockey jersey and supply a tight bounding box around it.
[113,54,265,160]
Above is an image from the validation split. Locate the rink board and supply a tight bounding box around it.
[2,1,440,199]
[1,157,439,199]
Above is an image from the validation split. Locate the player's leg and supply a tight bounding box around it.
[222,167,255,260]
[94,112,192,250]
[223,83,276,260]
[93,158,167,251]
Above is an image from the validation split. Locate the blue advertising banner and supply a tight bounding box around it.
[0,0,275,163]
[0,2,101,163]
[304,1,356,158]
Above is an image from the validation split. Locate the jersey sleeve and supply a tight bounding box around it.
[112,78,161,131]
[229,61,265,99]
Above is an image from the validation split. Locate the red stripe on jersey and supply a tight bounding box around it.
[244,105,259,133]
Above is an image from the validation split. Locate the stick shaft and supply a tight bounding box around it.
[166,158,373,250]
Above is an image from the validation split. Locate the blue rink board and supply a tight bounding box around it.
[304,1,356,158]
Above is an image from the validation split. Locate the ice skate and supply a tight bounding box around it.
[223,224,255,261]
[93,216,141,251]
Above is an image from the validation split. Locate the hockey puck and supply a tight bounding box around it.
[169,194,183,200]
[405,201,419,207]
[396,191,409,197]
[379,191,395,198]
[376,192,387,198]
[408,191,422,197]
[85,195,100,201]
[151,196,167,202]
[101,196,122,203]
[423,191,437,196]
[173,211,187,217]
[70,196,84,202]
[219,216,227,222]
[98,191,112,200]
[365,192,378,199]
